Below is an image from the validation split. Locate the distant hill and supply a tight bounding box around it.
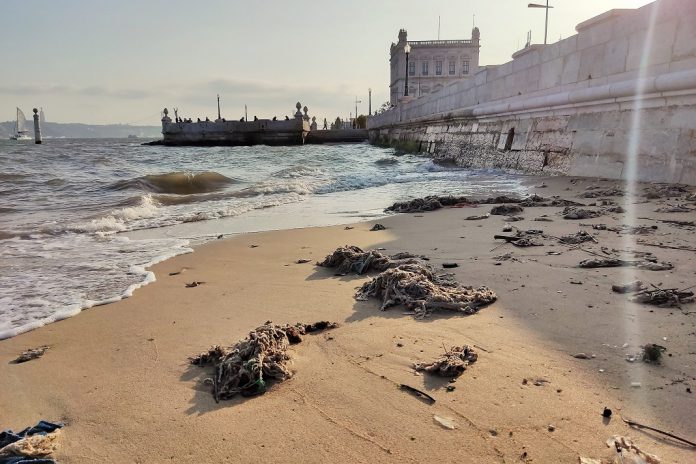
[0,121,161,139]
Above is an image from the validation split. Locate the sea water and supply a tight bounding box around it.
[0,139,526,338]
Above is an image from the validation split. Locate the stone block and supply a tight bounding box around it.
[672,13,696,60]
[578,44,607,80]
[577,16,615,50]
[561,52,581,84]
[539,58,564,89]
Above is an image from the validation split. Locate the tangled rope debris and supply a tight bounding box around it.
[562,206,603,219]
[643,184,690,199]
[385,195,472,213]
[632,287,694,307]
[356,262,496,317]
[579,187,625,198]
[490,204,524,215]
[317,245,424,275]
[11,346,49,364]
[190,321,338,401]
[414,345,478,377]
[559,230,596,244]
[579,258,673,271]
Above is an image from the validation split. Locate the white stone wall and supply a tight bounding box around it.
[371,0,696,184]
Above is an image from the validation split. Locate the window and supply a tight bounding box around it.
[435,60,442,75]
[449,61,455,75]
[463,59,470,75]
[409,61,415,76]
[422,61,429,76]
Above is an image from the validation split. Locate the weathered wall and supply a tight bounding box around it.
[161,118,309,146]
[369,0,696,184]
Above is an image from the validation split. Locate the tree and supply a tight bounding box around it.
[374,101,391,115]
[355,114,367,129]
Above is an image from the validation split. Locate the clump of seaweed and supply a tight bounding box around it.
[642,344,666,363]
[317,245,424,275]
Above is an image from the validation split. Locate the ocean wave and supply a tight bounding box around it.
[375,157,399,165]
[110,171,236,194]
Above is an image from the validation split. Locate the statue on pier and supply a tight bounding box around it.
[310,116,317,131]
[303,106,310,121]
[294,102,303,119]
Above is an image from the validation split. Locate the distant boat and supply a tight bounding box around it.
[9,107,31,141]
[127,134,138,139]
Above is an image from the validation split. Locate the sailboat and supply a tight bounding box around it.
[9,108,32,141]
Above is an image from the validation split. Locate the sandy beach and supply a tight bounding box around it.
[1,175,695,463]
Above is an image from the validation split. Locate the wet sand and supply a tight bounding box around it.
[1,175,695,463]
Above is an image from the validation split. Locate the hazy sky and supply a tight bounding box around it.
[1,0,653,125]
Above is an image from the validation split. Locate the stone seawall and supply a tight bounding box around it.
[369,0,696,184]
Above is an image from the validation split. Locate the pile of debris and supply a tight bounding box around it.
[632,287,694,307]
[414,345,478,377]
[519,194,584,207]
[490,204,524,216]
[191,321,338,400]
[579,258,673,271]
[559,230,596,244]
[355,262,496,317]
[579,186,625,198]
[494,230,545,247]
[385,195,472,213]
[562,206,603,220]
[643,184,690,199]
[317,245,424,275]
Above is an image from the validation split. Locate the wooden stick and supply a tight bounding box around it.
[621,416,696,448]
[399,384,436,404]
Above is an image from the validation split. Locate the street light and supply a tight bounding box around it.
[368,88,372,115]
[404,44,411,97]
[528,1,554,45]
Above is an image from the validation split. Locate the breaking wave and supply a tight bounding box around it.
[111,171,236,194]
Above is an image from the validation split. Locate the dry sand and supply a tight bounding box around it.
[1,175,695,463]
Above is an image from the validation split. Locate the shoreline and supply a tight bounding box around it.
[1,175,695,463]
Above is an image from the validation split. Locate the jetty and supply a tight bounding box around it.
[154,102,367,147]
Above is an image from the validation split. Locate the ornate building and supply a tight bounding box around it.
[389,28,480,105]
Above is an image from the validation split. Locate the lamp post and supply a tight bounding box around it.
[404,44,411,97]
[528,1,553,45]
[368,88,372,115]
[354,96,362,126]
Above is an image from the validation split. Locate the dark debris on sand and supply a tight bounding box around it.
[190,321,339,401]
[414,345,478,377]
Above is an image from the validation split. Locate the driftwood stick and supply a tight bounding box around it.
[494,234,521,242]
[621,416,696,448]
[399,384,436,404]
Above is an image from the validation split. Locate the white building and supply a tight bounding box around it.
[389,28,481,105]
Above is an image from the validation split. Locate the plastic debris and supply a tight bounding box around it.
[433,415,456,430]
[606,435,661,463]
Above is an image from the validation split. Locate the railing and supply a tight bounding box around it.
[408,39,473,46]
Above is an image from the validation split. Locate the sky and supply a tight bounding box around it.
[1,0,653,125]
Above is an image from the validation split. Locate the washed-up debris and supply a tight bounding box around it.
[562,206,603,219]
[355,263,496,317]
[465,213,489,220]
[612,281,645,294]
[655,204,692,213]
[317,245,424,275]
[370,223,386,231]
[659,219,696,227]
[632,287,694,307]
[476,195,522,204]
[643,184,689,199]
[414,345,477,377]
[579,258,673,271]
[603,407,613,418]
[641,343,666,363]
[399,384,436,404]
[433,415,456,430]
[491,204,524,215]
[442,262,459,269]
[559,230,596,244]
[494,253,518,262]
[606,435,661,463]
[385,195,472,213]
[621,416,696,448]
[519,194,584,207]
[573,353,592,359]
[534,217,553,222]
[11,346,49,364]
[0,420,63,463]
[296,259,311,264]
[503,215,524,222]
[169,268,186,276]
[191,321,338,400]
[605,205,626,213]
[344,226,354,230]
[619,225,658,235]
[494,233,543,247]
[580,187,625,198]
[185,281,204,288]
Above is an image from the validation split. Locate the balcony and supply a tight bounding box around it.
[408,39,474,47]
